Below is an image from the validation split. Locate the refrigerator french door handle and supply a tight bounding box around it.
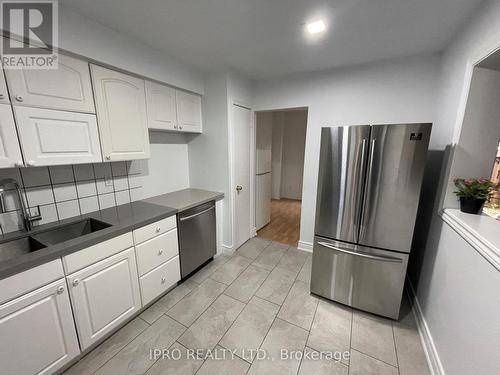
[317,241,403,263]
[354,138,368,242]
[359,138,376,240]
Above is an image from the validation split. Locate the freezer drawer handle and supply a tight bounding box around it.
[317,241,403,263]
[180,206,215,222]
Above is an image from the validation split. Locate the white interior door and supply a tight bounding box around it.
[233,104,251,249]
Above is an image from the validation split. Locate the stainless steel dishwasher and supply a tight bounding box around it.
[178,201,216,278]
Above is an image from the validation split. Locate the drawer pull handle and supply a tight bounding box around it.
[155,227,161,233]
[57,286,64,294]
[158,249,164,255]
[161,276,166,284]
[72,279,80,287]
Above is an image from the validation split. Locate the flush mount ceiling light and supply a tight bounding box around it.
[306,20,326,35]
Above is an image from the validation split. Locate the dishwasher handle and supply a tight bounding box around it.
[179,206,215,222]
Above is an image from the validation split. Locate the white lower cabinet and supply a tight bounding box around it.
[0,278,80,375]
[67,247,141,350]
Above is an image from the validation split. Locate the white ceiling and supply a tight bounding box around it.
[62,0,483,79]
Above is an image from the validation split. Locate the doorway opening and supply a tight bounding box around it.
[254,108,308,247]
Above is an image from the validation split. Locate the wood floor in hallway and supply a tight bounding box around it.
[257,198,301,246]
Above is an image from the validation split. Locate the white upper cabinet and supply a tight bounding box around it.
[4,54,95,113]
[67,247,141,350]
[14,106,102,166]
[176,90,202,133]
[0,66,10,104]
[0,104,23,168]
[0,278,80,375]
[145,81,177,131]
[90,65,150,161]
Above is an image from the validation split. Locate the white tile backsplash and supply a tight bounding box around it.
[20,167,51,187]
[111,161,128,176]
[31,204,58,225]
[53,183,78,202]
[79,196,99,214]
[98,193,115,209]
[113,176,129,191]
[96,178,114,195]
[56,200,81,220]
[93,163,112,179]
[25,186,55,207]
[49,165,74,184]
[0,161,146,235]
[74,164,95,181]
[76,180,97,198]
[115,190,130,205]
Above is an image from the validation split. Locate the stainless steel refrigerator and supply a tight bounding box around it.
[311,123,431,319]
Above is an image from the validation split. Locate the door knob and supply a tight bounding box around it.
[236,185,242,192]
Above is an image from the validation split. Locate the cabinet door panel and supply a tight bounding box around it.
[14,106,102,166]
[0,104,23,168]
[5,54,95,113]
[176,90,202,133]
[0,66,9,104]
[90,65,150,161]
[67,247,141,350]
[146,81,177,131]
[0,278,80,375]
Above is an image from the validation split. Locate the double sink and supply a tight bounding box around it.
[0,218,111,263]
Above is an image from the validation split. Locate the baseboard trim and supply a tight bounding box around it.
[298,240,313,252]
[406,280,445,375]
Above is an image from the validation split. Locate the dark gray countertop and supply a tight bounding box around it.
[143,188,224,211]
[0,201,177,280]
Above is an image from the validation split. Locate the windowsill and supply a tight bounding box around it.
[441,208,500,271]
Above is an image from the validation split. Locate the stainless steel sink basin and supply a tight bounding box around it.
[32,218,112,245]
[0,236,46,262]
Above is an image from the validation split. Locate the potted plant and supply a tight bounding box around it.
[454,177,500,214]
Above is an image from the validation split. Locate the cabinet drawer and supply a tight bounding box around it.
[63,232,134,274]
[133,215,176,244]
[0,259,64,305]
[136,228,179,276]
[139,256,180,306]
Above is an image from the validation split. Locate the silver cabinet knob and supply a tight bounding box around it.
[174,124,178,129]
[0,93,5,100]
[57,285,64,294]
[179,125,183,130]
[72,279,80,287]
[105,156,111,161]
[161,276,166,284]
[155,227,161,233]
[15,95,23,102]
[27,160,35,167]
[236,185,242,192]
[158,249,164,255]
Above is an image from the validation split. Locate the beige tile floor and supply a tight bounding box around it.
[63,237,431,375]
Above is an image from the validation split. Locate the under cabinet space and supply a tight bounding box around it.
[4,54,96,113]
[0,278,80,375]
[66,247,141,350]
[90,65,151,161]
[13,106,102,166]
